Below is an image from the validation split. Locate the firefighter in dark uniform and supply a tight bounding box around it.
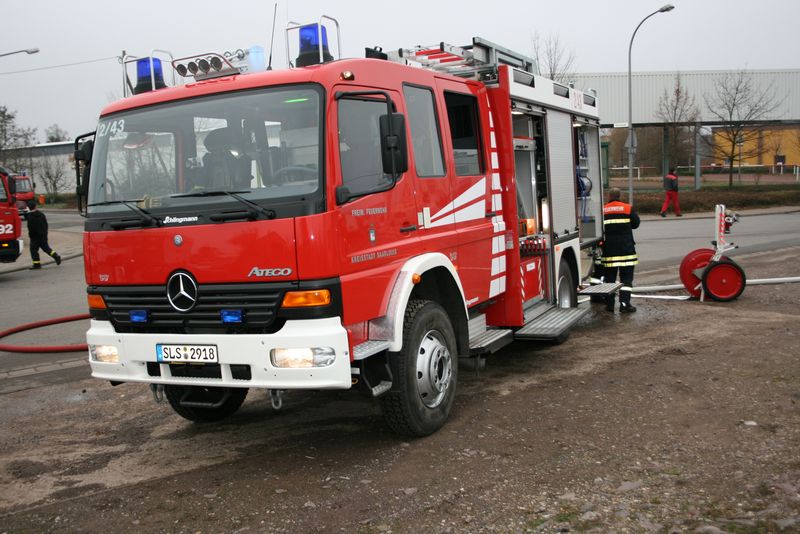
[26,200,61,269]
[602,188,639,313]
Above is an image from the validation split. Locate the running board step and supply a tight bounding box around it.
[469,328,514,356]
[353,340,392,360]
[515,305,590,340]
[578,282,622,295]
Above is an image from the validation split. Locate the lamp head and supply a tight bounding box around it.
[24,48,39,54]
[659,4,675,12]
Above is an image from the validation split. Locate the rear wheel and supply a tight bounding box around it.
[164,385,248,423]
[556,258,577,308]
[381,300,458,437]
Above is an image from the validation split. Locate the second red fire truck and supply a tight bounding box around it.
[76,19,617,436]
[0,166,24,263]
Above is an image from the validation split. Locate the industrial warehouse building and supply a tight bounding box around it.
[573,69,800,170]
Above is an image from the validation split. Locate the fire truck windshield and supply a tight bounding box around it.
[87,84,323,218]
[14,177,33,193]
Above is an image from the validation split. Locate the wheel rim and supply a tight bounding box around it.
[415,329,452,409]
[704,262,745,300]
[557,274,571,308]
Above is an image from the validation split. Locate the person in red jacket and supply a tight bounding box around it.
[602,188,640,313]
[660,167,682,217]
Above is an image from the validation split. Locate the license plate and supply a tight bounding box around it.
[156,344,219,363]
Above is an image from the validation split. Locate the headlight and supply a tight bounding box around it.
[89,345,119,363]
[270,347,335,368]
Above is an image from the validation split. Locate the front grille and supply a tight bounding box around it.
[169,363,223,379]
[145,362,251,380]
[95,282,291,334]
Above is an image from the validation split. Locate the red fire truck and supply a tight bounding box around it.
[76,20,617,435]
[0,166,24,263]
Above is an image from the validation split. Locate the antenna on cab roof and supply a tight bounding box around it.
[267,3,278,71]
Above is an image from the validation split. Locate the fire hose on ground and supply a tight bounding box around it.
[632,277,800,300]
[0,314,90,353]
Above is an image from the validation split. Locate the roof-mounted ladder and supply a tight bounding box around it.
[383,37,538,81]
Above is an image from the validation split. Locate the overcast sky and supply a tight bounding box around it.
[2,0,798,141]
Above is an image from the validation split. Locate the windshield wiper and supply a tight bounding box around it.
[171,190,276,220]
[88,199,160,229]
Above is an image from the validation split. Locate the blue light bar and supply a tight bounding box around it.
[129,309,149,323]
[296,24,333,67]
[220,309,244,324]
[299,24,328,51]
[133,57,166,94]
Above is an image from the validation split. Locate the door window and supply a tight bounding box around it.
[444,92,484,176]
[338,98,392,197]
[403,85,445,178]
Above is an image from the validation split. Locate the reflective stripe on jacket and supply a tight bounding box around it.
[602,201,640,267]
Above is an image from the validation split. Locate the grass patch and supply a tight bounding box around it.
[623,184,800,215]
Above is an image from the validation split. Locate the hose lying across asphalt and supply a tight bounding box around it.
[0,314,90,353]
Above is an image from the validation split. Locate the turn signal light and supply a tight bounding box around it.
[281,289,331,308]
[87,294,106,309]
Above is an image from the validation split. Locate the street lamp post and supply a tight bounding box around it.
[0,48,39,59]
[627,4,674,205]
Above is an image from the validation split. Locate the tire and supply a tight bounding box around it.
[381,299,458,437]
[164,385,248,423]
[702,259,746,302]
[556,258,577,308]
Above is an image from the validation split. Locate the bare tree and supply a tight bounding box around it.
[703,70,782,186]
[531,31,576,84]
[607,126,662,176]
[656,73,700,167]
[36,155,69,201]
[45,124,70,143]
[0,106,37,168]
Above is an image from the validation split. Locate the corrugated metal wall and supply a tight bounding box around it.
[571,70,800,126]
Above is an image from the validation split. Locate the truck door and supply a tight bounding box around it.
[400,83,455,257]
[333,88,420,325]
[430,80,498,306]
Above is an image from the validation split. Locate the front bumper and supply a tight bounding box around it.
[0,238,22,263]
[87,317,352,389]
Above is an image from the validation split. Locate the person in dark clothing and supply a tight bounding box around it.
[602,188,640,313]
[26,200,61,269]
[660,167,682,217]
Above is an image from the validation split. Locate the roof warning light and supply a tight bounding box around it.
[296,23,333,67]
[133,57,167,94]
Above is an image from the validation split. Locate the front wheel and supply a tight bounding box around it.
[381,300,458,437]
[164,385,248,423]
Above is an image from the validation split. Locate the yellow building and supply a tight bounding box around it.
[713,125,800,167]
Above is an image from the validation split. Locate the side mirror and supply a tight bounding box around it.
[75,139,94,163]
[379,113,408,178]
[335,185,352,205]
[7,176,16,197]
[74,134,95,216]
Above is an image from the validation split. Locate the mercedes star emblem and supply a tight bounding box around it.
[173,235,183,246]
[166,272,198,312]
